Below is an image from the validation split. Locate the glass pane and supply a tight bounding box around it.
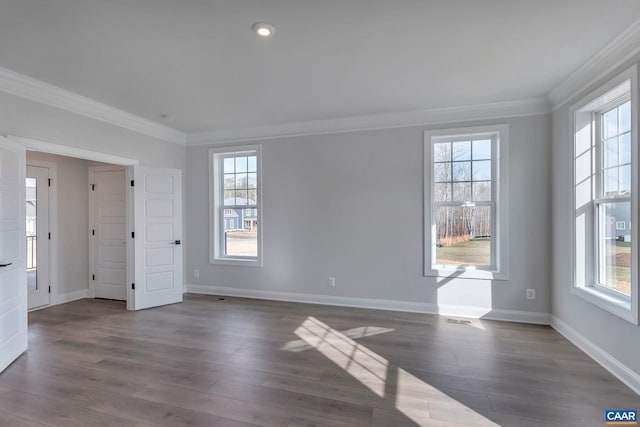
[603,138,618,168]
[235,190,248,205]
[452,162,471,181]
[224,208,258,257]
[434,205,491,267]
[248,156,257,172]
[603,168,618,196]
[248,189,257,205]
[235,156,248,173]
[452,141,471,161]
[235,173,248,189]
[603,108,618,139]
[472,140,491,160]
[223,157,235,174]
[619,101,631,134]
[453,182,471,202]
[223,190,236,206]
[598,202,631,296]
[433,163,451,182]
[224,174,235,190]
[433,142,451,162]
[620,164,631,194]
[472,181,491,201]
[434,183,451,201]
[619,133,631,165]
[472,160,491,181]
[247,173,257,189]
[26,177,37,292]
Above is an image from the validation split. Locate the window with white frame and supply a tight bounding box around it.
[210,145,262,265]
[424,125,508,280]
[572,66,637,323]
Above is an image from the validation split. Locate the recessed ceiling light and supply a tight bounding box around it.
[252,22,275,38]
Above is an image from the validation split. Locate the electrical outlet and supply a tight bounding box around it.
[328,276,336,287]
[194,269,200,278]
[526,289,536,300]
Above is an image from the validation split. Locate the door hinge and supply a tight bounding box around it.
[91,184,95,191]
[130,180,134,187]
[92,274,95,281]
[48,232,51,240]
[131,232,135,238]
[48,178,52,187]
[48,286,51,293]
[131,283,135,290]
[92,229,95,236]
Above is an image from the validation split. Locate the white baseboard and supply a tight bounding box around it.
[56,289,89,305]
[551,315,640,396]
[185,284,550,325]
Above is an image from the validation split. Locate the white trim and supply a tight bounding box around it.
[424,124,509,280]
[56,289,90,305]
[25,159,58,308]
[187,98,549,145]
[548,16,640,111]
[551,315,640,396]
[7,135,140,166]
[0,67,185,145]
[186,284,550,325]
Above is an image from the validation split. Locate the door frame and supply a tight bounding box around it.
[88,165,127,301]
[25,159,57,310]
[9,135,140,310]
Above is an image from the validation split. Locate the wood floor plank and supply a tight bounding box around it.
[0,295,636,427]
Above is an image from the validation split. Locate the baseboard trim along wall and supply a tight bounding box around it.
[185,284,550,324]
[550,315,640,396]
[56,289,89,305]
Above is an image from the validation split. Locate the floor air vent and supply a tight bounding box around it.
[217,297,226,301]
[446,318,471,325]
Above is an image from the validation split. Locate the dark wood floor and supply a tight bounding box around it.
[0,295,638,426]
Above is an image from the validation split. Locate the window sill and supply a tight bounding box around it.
[571,285,637,324]
[210,257,262,267]
[425,266,508,281]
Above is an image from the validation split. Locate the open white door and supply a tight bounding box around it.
[132,166,183,310]
[0,136,27,373]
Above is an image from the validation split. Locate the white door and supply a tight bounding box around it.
[133,167,183,310]
[0,137,27,373]
[26,165,50,309]
[91,168,126,301]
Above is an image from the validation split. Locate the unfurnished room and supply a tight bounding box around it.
[1,1,640,426]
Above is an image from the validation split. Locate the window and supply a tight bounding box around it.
[424,125,508,280]
[210,145,262,266]
[572,66,637,323]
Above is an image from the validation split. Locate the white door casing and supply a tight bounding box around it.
[26,165,50,309]
[133,167,183,310]
[90,167,127,301]
[0,136,27,373]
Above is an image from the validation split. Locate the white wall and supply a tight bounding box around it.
[26,151,89,296]
[551,54,640,376]
[186,114,551,318]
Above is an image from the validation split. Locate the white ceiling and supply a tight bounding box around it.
[1,0,640,135]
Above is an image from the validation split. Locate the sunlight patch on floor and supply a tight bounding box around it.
[291,316,498,426]
[281,325,394,352]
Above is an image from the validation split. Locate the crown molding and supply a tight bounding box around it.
[186,97,550,145]
[0,66,185,145]
[547,16,640,111]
